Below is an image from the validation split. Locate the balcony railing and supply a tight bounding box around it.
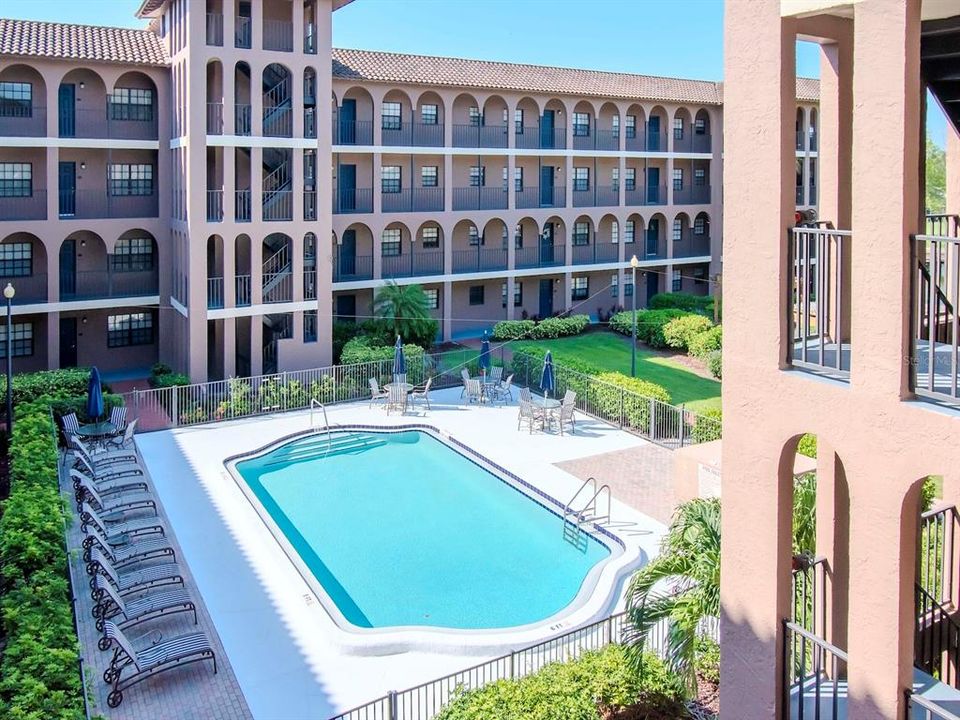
[304,269,317,300]
[207,102,223,134]
[809,131,818,152]
[381,251,444,279]
[236,275,251,306]
[625,129,667,152]
[515,245,566,269]
[571,243,620,265]
[60,268,158,301]
[206,13,223,46]
[235,104,252,135]
[332,119,374,145]
[572,186,620,208]
[674,185,712,205]
[570,128,621,152]
[789,227,852,380]
[516,186,566,210]
[304,23,317,54]
[332,254,373,282]
[452,248,508,274]
[452,124,509,148]
[59,190,159,219]
[332,188,373,214]
[262,189,292,221]
[263,105,292,137]
[235,189,251,222]
[452,187,508,211]
[381,188,444,213]
[262,270,292,303]
[207,277,224,309]
[625,185,667,206]
[673,131,712,153]
[61,108,158,140]
[207,190,223,222]
[304,190,317,221]
[782,621,847,720]
[0,106,46,137]
[381,122,446,147]
[0,273,47,304]
[515,126,566,150]
[673,233,711,259]
[263,19,293,52]
[0,191,47,221]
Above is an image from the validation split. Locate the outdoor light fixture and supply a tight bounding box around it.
[630,255,639,378]
[80,162,86,170]
[79,81,85,89]
[4,283,14,435]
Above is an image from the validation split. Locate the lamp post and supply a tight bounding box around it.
[3,283,14,434]
[630,255,639,377]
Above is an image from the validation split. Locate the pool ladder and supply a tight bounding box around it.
[309,399,332,457]
[562,477,611,551]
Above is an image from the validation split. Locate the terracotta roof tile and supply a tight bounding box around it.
[0,18,167,67]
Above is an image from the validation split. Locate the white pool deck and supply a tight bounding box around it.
[135,387,667,720]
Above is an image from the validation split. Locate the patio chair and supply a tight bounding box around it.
[103,419,138,452]
[517,397,545,434]
[80,503,166,547]
[92,574,197,641]
[386,383,407,415]
[518,386,532,403]
[410,377,432,410]
[464,378,483,405]
[100,620,217,709]
[563,389,577,405]
[83,526,175,570]
[75,473,156,520]
[87,546,183,602]
[71,467,148,503]
[393,372,407,386]
[459,367,471,397]
[490,366,504,383]
[557,398,577,436]
[491,374,514,404]
[368,378,389,408]
[109,406,127,432]
[61,412,81,435]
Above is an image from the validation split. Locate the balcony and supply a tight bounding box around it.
[381,251,444,279]
[0,273,47,304]
[304,269,317,300]
[673,132,712,154]
[674,185,712,205]
[235,105,252,135]
[381,188,444,213]
[673,233,712,259]
[572,186,620,208]
[515,126,566,150]
[0,107,46,137]
[207,277,224,309]
[262,270,292,304]
[571,243,620,265]
[206,13,223,46]
[304,191,317,221]
[62,108,158,141]
[333,254,373,282]
[516,186,566,210]
[453,187,508,212]
[60,268,158,301]
[332,188,373,214]
[515,245,566,269]
[332,119,374,145]
[0,191,47,221]
[59,190,158,219]
[207,190,223,222]
[236,275,251,306]
[452,124,509,149]
[235,190,252,222]
[235,16,252,48]
[263,19,293,52]
[207,103,223,134]
[452,248,508,274]
[573,130,620,151]
[789,227,852,380]
[625,185,667,206]
[381,122,445,147]
[262,189,292,221]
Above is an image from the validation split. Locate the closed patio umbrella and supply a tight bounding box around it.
[540,351,555,398]
[479,332,491,375]
[392,335,406,379]
[86,366,104,423]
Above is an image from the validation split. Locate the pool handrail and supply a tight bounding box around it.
[309,399,332,456]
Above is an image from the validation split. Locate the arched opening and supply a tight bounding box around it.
[452,92,482,147]
[481,94,509,148]
[380,221,412,278]
[694,109,712,152]
[645,212,668,262]
[796,107,806,151]
[673,107,692,152]
[598,101,620,150]
[381,89,414,146]
[206,60,224,133]
[672,212,691,258]
[207,234,225,308]
[59,231,105,300]
[262,0,293,51]
[110,71,158,142]
[596,214,621,262]
[334,223,374,281]
[0,64,45,136]
[110,229,158,296]
[514,217,540,268]
[543,99,566,149]
[542,216,566,265]
[626,103,647,150]
[647,105,668,152]
[262,232,293,303]
[808,107,818,152]
[415,221,444,275]
[0,232,47,303]
[303,67,317,138]
[571,214,594,264]
[414,90,444,146]
[451,219,481,272]
[303,232,317,300]
[235,234,251,306]
[572,100,595,150]
[234,61,252,135]
[262,63,293,137]
[336,86,374,144]
[514,97,540,149]
[691,211,711,259]
[59,68,107,138]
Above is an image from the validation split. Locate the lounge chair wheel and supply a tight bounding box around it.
[82,536,93,550]
[92,603,104,618]
[103,667,118,684]
[91,587,103,602]
[98,635,112,651]
[95,617,105,632]
[107,690,123,708]
[83,551,93,566]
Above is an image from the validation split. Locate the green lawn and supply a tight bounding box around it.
[514,331,722,413]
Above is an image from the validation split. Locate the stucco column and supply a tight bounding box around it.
[507,154,517,211]
[249,60,264,138]
[562,272,572,312]
[666,156,675,206]
[720,2,798,718]
[372,152,383,214]
[251,146,264,223]
[506,276,516,320]
[223,11,235,66]
[442,280,452,341]
[223,317,236,377]
[947,122,960,217]
[818,29,853,228]
[443,154,453,213]
[46,312,60,370]
[814,441,850,653]
[46,148,58,221]
[250,315,263,376]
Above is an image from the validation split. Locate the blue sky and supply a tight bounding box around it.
[3,0,946,144]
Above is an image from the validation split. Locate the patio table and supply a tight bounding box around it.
[384,382,414,394]
[529,394,561,431]
[76,421,118,440]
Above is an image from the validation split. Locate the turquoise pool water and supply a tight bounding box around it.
[234,430,611,630]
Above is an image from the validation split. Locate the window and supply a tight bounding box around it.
[514,223,523,249]
[468,106,481,127]
[625,168,636,191]
[382,227,401,256]
[501,224,509,248]
[514,108,524,132]
[611,167,619,191]
[421,226,440,248]
[107,312,154,347]
[672,269,682,292]
[0,163,31,197]
[673,117,684,140]
[612,115,620,136]
[502,166,509,191]
[695,116,707,134]
[109,87,154,121]
[424,287,439,309]
[304,309,317,342]
[694,215,707,235]
[611,273,619,297]
[625,115,636,139]
[112,237,155,271]
[0,242,32,277]
[624,220,635,243]
[501,282,522,308]
[381,165,401,193]
[573,221,589,246]
[469,285,484,305]
[673,218,683,242]
[611,220,619,244]
[571,276,588,301]
[573,112,590,137]
[421,166,438,187]
[624,278,634,296]
[514,167,523,192]
[693,267,707,286]
[109,164,154,196]
[468,225,481,246]
[421,104,438,125]
[573,167,589,192]
[0,322,32,357]
[0,82,31,117]
[694,168,706,186]
[673,168,684,191]
[382,101,401,130]
[470,166,485,187]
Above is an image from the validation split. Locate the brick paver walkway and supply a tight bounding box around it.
[62,450,253,720]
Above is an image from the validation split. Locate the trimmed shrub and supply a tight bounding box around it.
[0,368,106,407]
[149,372,190,389]
[706,350,722,380]
[688,324,722,359]
[492,315,589,341]
[663,315,714,352]
[692,408,723,443]
[610,309,690,348]
[491,319,536,341]
[649,291,714,316]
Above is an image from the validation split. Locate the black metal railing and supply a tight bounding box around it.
[380,187,444,213]
[673,234,711,259]
[206,13,223,46]
[262,19,293,52]
[332,188,373,214]
[61,269,158,301]
[332,119,374,145]
[381,122,445,147]
[0,272,48,304]
[235,104,252,135]
[235,16,252,48]
[0,106,46,137]
[262,189,292,221]
[207,277,224,309]
[674,185,712,205]
[452,248,508,274]
[916,583,960,689]
[235,275,251,306]
[0,191,47,220]
[783,620,847,720]
[206,102,223,134]
[516,186,566,210]
[381,251,444,279]
[514,245,566,269]
[235,189,252,222]
[453,124,509,148]
[452,186,508,211]
[570,243,620,265]
[625,185,667,206]
[332,254,373,282]
[515,125,567,150]
[58,190,159,219]
[206,190,223,222]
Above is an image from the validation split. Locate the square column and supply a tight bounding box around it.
[818,27,853,228]
[947,122,960,216]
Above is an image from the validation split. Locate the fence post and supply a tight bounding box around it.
[387,690,397,720]
[619,387,624,429]
[648,397,655,438]
[509,650,516,678]
[281,371,288,411]
[171,387,179,428]
[133,389,140,423]
[679,404,686,447]
[607,615,614,646]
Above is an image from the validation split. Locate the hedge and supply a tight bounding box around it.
[340,336,426,369]
[663,315,714,352]
[0,368,106,407]
[649,291,715,316]
[491,315,589,341]
[148,363,190,389]
[609,309,691,348]
[706,350,722,380]
[691,408,723,443]
[436,645,684,720]
[688,325,722,359]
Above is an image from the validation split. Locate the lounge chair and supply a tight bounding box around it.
[92,574,197,641]
[100,620,217,708]
[80,503,166,547]
[103,418,137,452]
[87,546,183,602]
[368,378,389,408]
[71,468,148,504]
[83,526,175,570]
[75,473,156,520]
[410,377,432,410]
[69,433,138,466]
[557,398,577,435]
[386,383,407,415]
[518,397,545,434]
[61,412,81,435]
[109,406,127,432]
[464,378,483,404]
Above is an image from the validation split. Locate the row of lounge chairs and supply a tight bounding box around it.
[65,429,217,709]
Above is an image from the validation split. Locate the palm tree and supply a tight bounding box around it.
[373,282,438,348]
[624,497,721,694]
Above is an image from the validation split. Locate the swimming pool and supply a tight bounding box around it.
[229,428,616,633]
